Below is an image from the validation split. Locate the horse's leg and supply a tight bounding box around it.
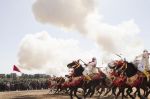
[133,87,138,97]
[145,89,150,97]
[98,87,104,96]
[137,87,143,99]
[65,88,70,94]
[121,86,128,99]
[83,83,90,99]
[54,86,59,94]
[74,88,81,99]
[143,87,148,97]
[104,86,112,96]
[95,85,100,95]
[70,88,73,99]
[83,87,87,99]
[141,87,148,99]
[126,87,134,99]
[121,85,128,98]
[84,81,92,97]
[90,85,96,97]
[112,86,117,97]
[48,86,52,94]
[121,88,125,99]
[84,87,92,97]
[116,87,122,99]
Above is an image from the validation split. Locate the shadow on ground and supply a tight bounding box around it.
[11,93,120,99]
[12,95,39,99]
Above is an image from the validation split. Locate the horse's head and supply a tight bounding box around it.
[67,61,84,77]
[67,61,80,68]
[108,60,124,68]
[108,59,127,74]
[109,59,138,77]
[108,61,116,69]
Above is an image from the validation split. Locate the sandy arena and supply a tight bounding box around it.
[0,89,118,99]
[0,89,148,99]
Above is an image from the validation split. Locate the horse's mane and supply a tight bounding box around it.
[67,62,75,68]
[67,61,84,77]
[124,62,138,77]
[73,64,84,77]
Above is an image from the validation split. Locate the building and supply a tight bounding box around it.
[0,74,5,78]
[10,73,17,78]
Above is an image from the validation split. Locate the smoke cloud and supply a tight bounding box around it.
[32,0,143,57]
[18,31,101,75]
[85,15,143,56]
[19,0,144,75]
[32,0,96,33]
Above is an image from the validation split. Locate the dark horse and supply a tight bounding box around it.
[62,61,85,99]
[83,67,107,98]
[109,60,148,99]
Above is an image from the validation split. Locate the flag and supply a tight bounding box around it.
[13,65,21,72]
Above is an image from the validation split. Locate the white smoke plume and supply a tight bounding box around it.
[32,0,96,33]
[32,0,144,62]
[85,14,143,61]
[18,31,101,76]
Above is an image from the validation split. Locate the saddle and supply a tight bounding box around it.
[89,73,103,80]
[113,76,126,86]
[63,76,84,87]
[126,73,142,87]
[138,72,146,77]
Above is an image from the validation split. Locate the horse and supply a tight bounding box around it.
[106,67,128,99]
[95,74,113,97]
[62,61,85,99]
[83,67,107,98]
[108,59,148,99]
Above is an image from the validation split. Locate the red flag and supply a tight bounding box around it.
[13,65,21,72]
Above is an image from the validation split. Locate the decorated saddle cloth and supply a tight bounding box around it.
[89,72,104,80]
[62,76,83,87]
[113,76,126,87]
[126,73,142,87]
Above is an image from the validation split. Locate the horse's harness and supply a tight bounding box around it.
[117,61,127,74]
[72,61,80,69]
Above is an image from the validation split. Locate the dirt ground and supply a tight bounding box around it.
[0,90,115,99]
[0,89,148,99]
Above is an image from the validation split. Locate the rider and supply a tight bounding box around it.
[83,57,98,81]
[135,49,150,81]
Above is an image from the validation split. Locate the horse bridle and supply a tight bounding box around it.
[118,61,127,74]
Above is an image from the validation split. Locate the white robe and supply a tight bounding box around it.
[83,60,98,76]
[136,52,150,72]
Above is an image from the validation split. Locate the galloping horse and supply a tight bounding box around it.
[62,61,85,99]
[84,67,107,98]
[109,59,148,99]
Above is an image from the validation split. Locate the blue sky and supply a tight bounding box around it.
[0,0,150,74]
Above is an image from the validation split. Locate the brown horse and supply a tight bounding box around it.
[109,60,148,99]
[62,61,85,99]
